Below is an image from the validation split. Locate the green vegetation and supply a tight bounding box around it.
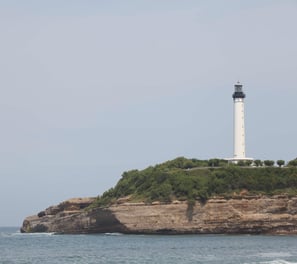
[254,160,263,167]
[90,157,297,208]
[237,160,253,167]
[264,160,275,167]
[277,160,285,168]
[288,158,297,167]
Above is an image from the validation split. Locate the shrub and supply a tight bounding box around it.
[264,160,275,167]
[277,160,285,168]
[254,160,263,167]
[288,158,297,167]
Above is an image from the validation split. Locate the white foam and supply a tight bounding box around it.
[104,232,123,236]
[264,261,297,264]
[246,260,297,264]
[14,232,56,236]
[259,253,293,258]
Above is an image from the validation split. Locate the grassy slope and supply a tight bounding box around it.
[91,157,297,208]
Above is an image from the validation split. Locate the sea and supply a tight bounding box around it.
[1,227,297,264]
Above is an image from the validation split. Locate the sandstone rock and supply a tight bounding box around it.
[21,196,297,235]
[116,195,132,204]
[152,201,161,205]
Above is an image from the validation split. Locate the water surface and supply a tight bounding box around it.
[1,227,297,264]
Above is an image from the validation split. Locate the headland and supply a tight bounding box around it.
[21,157,297,234]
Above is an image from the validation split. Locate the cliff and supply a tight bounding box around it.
[21,195,297,234]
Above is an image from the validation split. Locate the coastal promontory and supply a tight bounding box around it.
[21,157,297,234]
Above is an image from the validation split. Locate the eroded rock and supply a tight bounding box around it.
[21,195,297,234]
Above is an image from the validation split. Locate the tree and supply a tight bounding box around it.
[208,159,219,167]
[245,160,253,166]
[276,160,285,168]
[264,160,275,167]
[288,158,297,167]
[237,160,245,166]
[150,183,172,202]
[254,160,263,167]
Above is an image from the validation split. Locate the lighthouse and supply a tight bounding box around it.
[232,82,248,161]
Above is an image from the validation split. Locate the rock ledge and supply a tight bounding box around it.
[21,195,297,234]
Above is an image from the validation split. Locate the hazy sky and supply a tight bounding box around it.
[0,0,296,226]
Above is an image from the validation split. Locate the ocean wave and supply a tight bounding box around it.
[12,232,56,236]
[259,252,293,258]
[261,261,297,264]
[104,232,123,236]
[246,260,297,264]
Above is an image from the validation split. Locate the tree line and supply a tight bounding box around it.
[141,156,297,168]
[233,158,297,167]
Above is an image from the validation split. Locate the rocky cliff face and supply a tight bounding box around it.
[21,195,297,234]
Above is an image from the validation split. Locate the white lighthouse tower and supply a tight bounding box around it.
[232,82,252,163]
